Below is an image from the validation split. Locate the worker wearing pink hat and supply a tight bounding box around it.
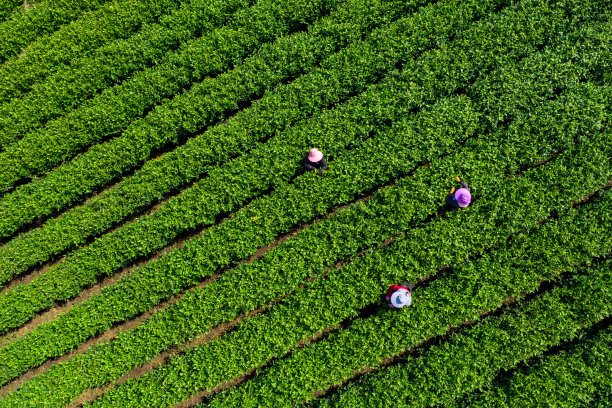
[446,176,471,209]
[303,148,328,175]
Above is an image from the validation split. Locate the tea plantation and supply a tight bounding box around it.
[0,0,610,406]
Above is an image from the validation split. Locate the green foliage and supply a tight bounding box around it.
[0,96,477,380]
[86,119,612,408]
[0,0,506,279]
[310,259,612,408]
[0,0,610,406]
[0,0,197,105]
[0,0,598,318]
[0,0,447,272]
[4,60,611,406]
[452,325,612,408]
[0,0,606,375]
[0,0,20,24]
[0,0,254,142]
[0,0,116,62]
[0,0,339,191]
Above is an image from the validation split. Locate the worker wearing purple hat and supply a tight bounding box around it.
[303,148,328,175]
[445,176,471,209]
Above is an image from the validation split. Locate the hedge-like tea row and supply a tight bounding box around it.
[0,96,478,389]
[0,0,600,334]
[2,0,588,262]
[4,4,608,356]
[0,99,474,408]
[0,0,566,335]
[206,160,612,408]
[0,0,591,229]
[0,100,534,405]
[0,0,454,232]
[90,97,612,408]
[0,0,341,191]
[310,259,612,408]
[0,0,201,106]
[0,0,255,144]
[0,0,20,23]
[453,326,612,408]
[4,79,609,405]
[0,0,504,278]
[3,54,605,403]
[2,0,604,246]
[0,0,115,62]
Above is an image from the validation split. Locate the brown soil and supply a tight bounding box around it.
[2,148,600,403]
[171,312,351,408]
[69,302,272,408]
[0,254,62,297]
[310,293,520,401]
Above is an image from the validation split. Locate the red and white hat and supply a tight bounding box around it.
[390,288,411,308]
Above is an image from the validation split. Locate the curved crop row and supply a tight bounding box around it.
[454,326,612,408]
[0,0,115,62]
[88,95,612,408]
[0,0,504,279]
[0,0,194,108]
[0,5,556,334]
[3,97,548,403]
[0,96,478,388]
[0,0,255,145]
[0,0,340,191]
[206,180,612,408]
[0,53,443,333]
[2,0,612,405]
[309,259,612,408]
[3,77,609,404]
[0,0,595,225]
[0,0,601,334]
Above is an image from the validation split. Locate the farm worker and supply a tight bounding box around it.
[445,176,471,209]
[386,281,415,309]
[303,148,328,175]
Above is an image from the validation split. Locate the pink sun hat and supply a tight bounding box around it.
[454,188,471,208]
[308,148,323,162]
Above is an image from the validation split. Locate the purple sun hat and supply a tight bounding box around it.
[454,188,471,208]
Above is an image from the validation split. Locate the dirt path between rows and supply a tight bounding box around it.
[62,183,404,407]
[94,174,612,407]
[3,146,608,403]
[0,173,401,400]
